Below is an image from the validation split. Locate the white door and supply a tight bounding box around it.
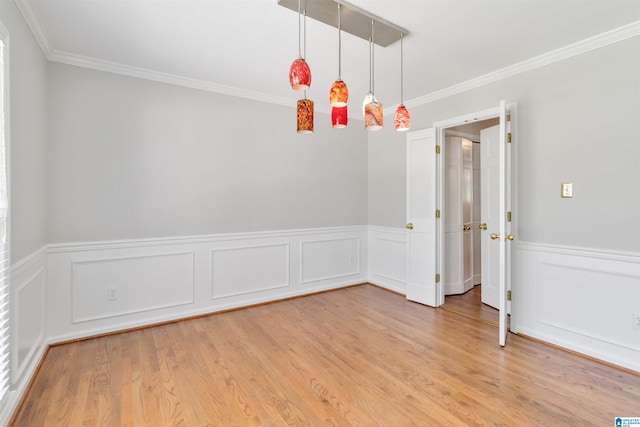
[480,101,511,346]
[444,136,473,295]
[406,128,439,307]
[480,125,500,309]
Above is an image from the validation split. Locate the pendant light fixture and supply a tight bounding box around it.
[329,3,348,108]
[331,106,348,128]
[297,92,314,134]
[295,5,313,134]
[364,19,383,131]
[394,32,411,131]
[289,0,311,90]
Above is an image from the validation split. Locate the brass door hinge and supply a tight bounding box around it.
[435,145,441,154]
[507,290,512,301]
[507,132,512,143]
[435,209,441,219]
[435,273,441,283]
[507,211,512,222]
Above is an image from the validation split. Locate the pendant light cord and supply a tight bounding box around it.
[371,19,375,95]
[297,0,302,58]
[400,32,404,105]
[338,4,342,79]
[303,5,307,59]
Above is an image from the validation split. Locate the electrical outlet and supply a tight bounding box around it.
[107,287,118,301]
[633,313,640,331]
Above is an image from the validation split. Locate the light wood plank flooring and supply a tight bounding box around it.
[441,285,499,327]
[11,285,639,426]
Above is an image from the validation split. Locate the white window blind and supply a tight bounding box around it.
[0,36,10,404]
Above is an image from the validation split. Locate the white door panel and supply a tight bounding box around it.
[479,100,511,346]
[480,125,500,309]
[406,128,438,307]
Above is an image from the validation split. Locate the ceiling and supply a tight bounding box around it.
[16,0,640,115]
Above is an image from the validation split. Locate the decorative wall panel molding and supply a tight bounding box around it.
[300,237,360,284]
[516,242,640,372]
[14,267,46,379]
[367,227,407,294]
[46,226,367,343]
[7,247,49,425]
[71,251,196,323]
[211,244,290,299]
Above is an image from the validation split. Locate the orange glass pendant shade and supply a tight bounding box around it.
[290,58,311,91]
[331,106,348,128]
[297,98,314,134]
[364,101,383,131]
[329,80,348,107]
[394,105,411,131]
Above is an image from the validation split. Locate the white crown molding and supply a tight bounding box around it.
[48,49,300,108]
[14,0,639,113]
[14,0,52,56]
[397,20,640,113]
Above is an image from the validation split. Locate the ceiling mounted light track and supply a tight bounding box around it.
[278,0,409,47]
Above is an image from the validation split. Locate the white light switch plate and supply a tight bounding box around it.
[561,182,573,198]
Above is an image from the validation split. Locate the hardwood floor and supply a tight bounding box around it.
[441,285,499,327]
[11,284,639,426]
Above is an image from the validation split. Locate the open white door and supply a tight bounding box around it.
[406,128,439,307]
[480,126,500,309]
[478,102,511,346]
[496,101,511,346]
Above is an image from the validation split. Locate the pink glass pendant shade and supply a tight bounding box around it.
[290,58,311,91]
[364,101,383,131]
[394,105,411,131]
[297,98,314,134]
[329,80,348,107]
[331,106,348,128]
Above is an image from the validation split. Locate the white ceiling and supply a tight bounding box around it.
[17,0,640,115]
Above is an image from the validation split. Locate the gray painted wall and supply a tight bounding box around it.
[368,36,640,253]
[0,0,48,261]
[46,63,368,243]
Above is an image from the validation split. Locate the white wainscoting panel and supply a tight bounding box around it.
[15,267,45,376]
[367,227,407,294]
[515,242,640,372]
[211,244,289,299]
[300,237,360,284]
[6,247,49,426]
[72,251,195,323]
[47,226,367,343]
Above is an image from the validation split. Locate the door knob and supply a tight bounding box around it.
[506,234,515,241]
[463,224,470,231]
[479,223,487,230]
[490,233,500,240]
[406,223,414,230]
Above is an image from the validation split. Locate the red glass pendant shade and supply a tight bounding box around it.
[394,105,411,131]
[297,99,314,134]
[364,101,383,131]
[331,106,348,128]
[329,80,348,107]
[290,58,311,91]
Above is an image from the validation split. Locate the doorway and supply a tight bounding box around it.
[405,100,515,345]
[442,118,499,325]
